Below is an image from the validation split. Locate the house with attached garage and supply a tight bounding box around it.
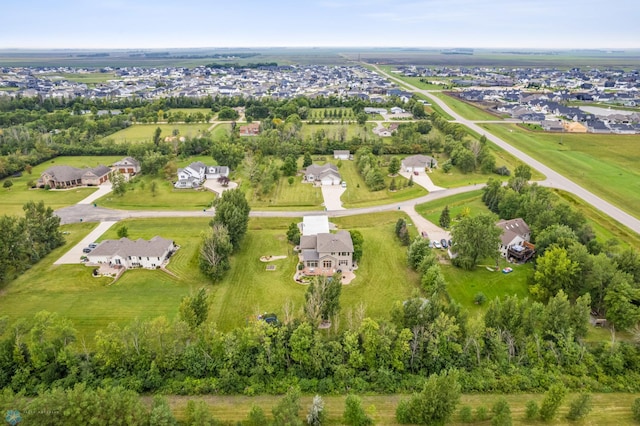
[112,157,140,176]
[87,236,175,269]
[303,163,341,186]
[175,161,229,188]
[401,154,438,173]
[38,165,112,188]
[299,230,354,276]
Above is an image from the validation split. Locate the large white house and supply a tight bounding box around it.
[303,163,341,186]
[175,161,229,188]
[87,236,175,269]
[300,230,354,276]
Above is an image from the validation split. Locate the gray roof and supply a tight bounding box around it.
[317,231,353,253]
[401,154,437,168]
[42,165,110,182]
[305,163,338,176]
[334,150,350,155]
[496,218,530,246]
[113,157,139,167]
[90,236,173,258]
[302,249,320,261]
[300,235,317,250]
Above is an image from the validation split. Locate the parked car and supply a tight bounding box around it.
[258,313,279,325]
[440,239,448,249]
[88,243,98,249]
[82,247,92,253]
[432,240,442,249]
[341,181,347,188]
[413,171,419,176]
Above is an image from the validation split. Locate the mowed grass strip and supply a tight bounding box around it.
[481,123,640,219]
[163,392,640,425]
[431,92,502,121]
[101,123,212,144]
[0,155,123,216]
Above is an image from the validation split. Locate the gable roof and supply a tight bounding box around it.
[401,154,437,168]
[496,218,530,246]
[317,231,354,253]
[42,165,111,182]
[113,157,140,167]
[305,163,338,176]
[90,236,173,258]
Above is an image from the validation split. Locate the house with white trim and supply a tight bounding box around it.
[496,218,531,258]
[87,236,175,269]
[303,163,341,186]
[401,155,438,173]
[175,161,229,188]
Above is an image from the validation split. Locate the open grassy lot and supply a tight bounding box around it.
[243,176,323,210]
[166,108,213,116]
[431,92,501,121]
[336,160,428,208]
[42,71,118,84]
[416,189,488,223]
[100,123,212,144]
[308,107,355,120]
[0,155,122,216]
[481,123,640,219]
[300,123,373,140]
[164,392,640,425]
[96,175,214,211]
[0,213,420,337]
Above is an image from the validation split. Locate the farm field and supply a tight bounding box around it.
[100,123,212,144]
[0,155,122,216]
[481,123,640,220]
[163,392,640,425]
[431,92,502,121]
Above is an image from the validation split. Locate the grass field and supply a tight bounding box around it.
[300,124,373,140]
[431,92,501,121]
[101,123,212,144]
[244,176,323,210]
[0,155,123,216]
[96,175,214,211]
[481,123,640,220]
[163,392,640,425]
[0,213,420,337]
[42,72,118,84]
[415,190,488,223]
[166,108,213,116]
[336,160,428,208]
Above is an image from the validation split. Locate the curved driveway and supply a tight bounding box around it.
[373,65,640,235]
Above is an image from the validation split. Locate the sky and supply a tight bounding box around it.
[1,0,638,49]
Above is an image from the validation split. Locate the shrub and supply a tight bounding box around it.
[524,400,539,420]
[458,405,473,423]
[491,398,512,426]
[343,394,373,426]
[475,406,489,421]
[566,393,591,421]
[632,398,640,422]
[474,292,487,305]
[539,383,566,422]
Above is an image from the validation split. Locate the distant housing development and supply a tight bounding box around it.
[87,236,175,269]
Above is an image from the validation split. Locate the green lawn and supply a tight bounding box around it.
[481,123,640,220]
[0,213,420,337]
[96,175,214,211]
[244,176,323,210]
[431,92,502,121]
[164,392,640,425]
[166,108,214,116]
[336,160,428,208]
[100,123,212,144]
[0,156,123,216]
[308,107,355,120]
[415,190,488,224]
[43,72,118,84]
[300,123,373,140]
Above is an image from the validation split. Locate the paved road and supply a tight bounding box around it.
[373,64,640,236]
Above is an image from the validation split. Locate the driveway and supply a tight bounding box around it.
[54,221,118,265]
[77,182,113,205]
[321,185,346,211]
[401,205,450,243]
[399,171,445,192]
[203,179,238,196]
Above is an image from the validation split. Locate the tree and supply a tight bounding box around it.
[412,103,427,118]
[217,175,230,187]
[303,152,313,168]
[491,398,512,426]
[272,387,303,426]
[217,106,240,120]
[179,288,211,329]
[306,395,326,426]
[23,200,64,262]
[408,174,414,187]
[3,180,13,189]
[451,214,501,270]
[531,246,580,302]
[539,383,566,422]
[185,400,218,425]
[199,223,233,282]
[246,405,268,426]
[343,394,373,426]
[604,279,640,331]
[153,126,162,146]
[350,230,364,262]
[212,188,250,251]
[117,225,129,238]
[282,155,298,176]
[525,400,539,420]
[356,112,368,126]
[211,141,244,170]
[534,224,579,256]
[439,205,451,228]
[388,157,401,175]
[389,178,397,191]
[149,395,178,426]
[287,222,301,245]
[632,398,640,422]
[566,393,591,421]
[407,237,432,270]
[111,172,126,197]
[396,369,461,425]
[305,274,342,325]
[288,176,295,186]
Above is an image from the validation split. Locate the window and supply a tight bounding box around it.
[323,260,332,268]
[307,261,318,268]
[339,260,348,266]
